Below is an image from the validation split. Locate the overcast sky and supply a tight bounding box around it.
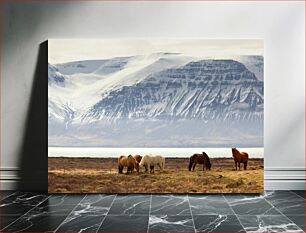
[48,39,263,64]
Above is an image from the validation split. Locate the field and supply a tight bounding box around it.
[48,157,264,193]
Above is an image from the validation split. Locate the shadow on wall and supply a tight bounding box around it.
[17,41,48,192]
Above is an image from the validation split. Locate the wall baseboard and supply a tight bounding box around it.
[1,167,305,191]
[264,167,305,190]
[264,180,305,190]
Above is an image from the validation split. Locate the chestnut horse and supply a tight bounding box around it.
[133,155,142,163]
[118,155,139,174]
[231,148,249,170]
[189,152,212,171]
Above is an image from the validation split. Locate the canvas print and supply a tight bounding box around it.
[48,39,264,193]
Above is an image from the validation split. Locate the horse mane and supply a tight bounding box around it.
[232,148,239,152]
[202,151,210,161]
[232,148,239,157]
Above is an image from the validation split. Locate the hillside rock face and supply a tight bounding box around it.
[84,60,263,122]
[48,55,264,147]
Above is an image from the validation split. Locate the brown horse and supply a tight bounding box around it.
[232,148,249,170]
[118,155,139,174]
[133,155,142,163]
[189,152,212,171]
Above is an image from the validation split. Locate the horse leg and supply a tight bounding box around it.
[145,164,148,173]
[189,159,193,171]
[238,163,241,170]
[193,163,196,171]
[244,162,247,170]
[235,162,237,171]
[158,164,162,171]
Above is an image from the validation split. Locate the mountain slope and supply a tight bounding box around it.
[83,59,263,123]
[48,55,264,147]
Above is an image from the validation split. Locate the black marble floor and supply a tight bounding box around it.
[0,191,304,232]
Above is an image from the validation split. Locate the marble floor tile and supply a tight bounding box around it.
[73,194,116,215]
[0,191,16,201]
[0,215,23,231]
[238,215,303,233]
[47,194,85,206]
[265,191,305,215]
[1,194,84,232]
[149,215,195,233]
[0,192,49,216]
[189,195,234,215]
[108,195,150,215]
[225,194,281,215]
[27,202,80,216]
[0,191,304,233]
[56,213,105,232]
[286,215,305,230]
[193,215,245,232]
[291,190,305,199]
[151,195,191,216]
[98,215,149,232]
[1,214,67,232]
[25,194,85,216]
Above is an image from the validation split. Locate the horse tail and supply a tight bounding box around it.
[241,152,249,161]
[245,153,249,163]
[189,156,193,171]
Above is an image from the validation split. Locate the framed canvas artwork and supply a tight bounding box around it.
[48,39,264,193]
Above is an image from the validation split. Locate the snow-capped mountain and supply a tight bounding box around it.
[84,59,263,122]
[48,53,264,147]
[48,53,196,122]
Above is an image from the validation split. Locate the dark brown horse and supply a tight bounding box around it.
[189,152,212,171]
[232,148,249,170]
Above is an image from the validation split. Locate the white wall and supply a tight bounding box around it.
[1,1,304,190]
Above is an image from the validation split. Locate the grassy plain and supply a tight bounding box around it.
[48,157,264,193]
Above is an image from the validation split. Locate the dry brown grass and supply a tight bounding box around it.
[48,157,264,193]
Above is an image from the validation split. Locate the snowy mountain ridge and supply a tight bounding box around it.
[83,59,263,123]
[48,53,264,147]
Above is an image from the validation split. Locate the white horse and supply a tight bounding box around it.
[139,155,165,173]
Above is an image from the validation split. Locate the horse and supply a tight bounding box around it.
[189,152,212,171]
[133,155,154,172]
[133,155,142,163]
[231,148,249,170]
[139,155,165,173]
[118,155,139,174]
